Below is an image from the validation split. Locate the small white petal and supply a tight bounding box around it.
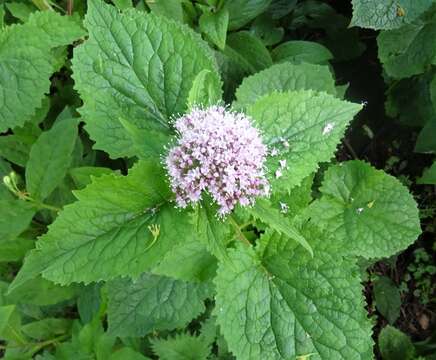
[279,202,289,213]
[275,169,283,179]
[322,122,335,135]
[357,207,364,214]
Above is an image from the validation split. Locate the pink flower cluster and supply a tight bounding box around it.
[165,106,269,216]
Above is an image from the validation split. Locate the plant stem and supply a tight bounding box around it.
[228,215,251,247]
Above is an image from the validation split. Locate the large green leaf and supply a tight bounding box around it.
[151,333,212,360]
[72,0,217,158]
[234,62,336,110]
[199,7,229,50]
[214,229,373,360]
[307,161,421,259]
[26,119,78,201]
[224,0,271,30]
[377,12,436,79]
[247,90,362,192]
[107,273,210,336]
[351,0,433,30]
[271,41,333,64]
[378,326,415,360]
[0,200,35,241]
[0,11,85,132]
[10,161,193,286]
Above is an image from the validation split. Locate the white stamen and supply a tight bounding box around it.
[279,159,287,168]
[275,169,283,179]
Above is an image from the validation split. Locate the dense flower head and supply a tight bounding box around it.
[165,106,269,216]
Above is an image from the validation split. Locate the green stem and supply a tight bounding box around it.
[228,215,251,247]
[19,194,61,213]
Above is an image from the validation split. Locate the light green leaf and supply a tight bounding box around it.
[107,273,210,336]
[119,117,171,159]
[72,0,217,158]
[21,318,72,340]
[0,200,35,241]
[214,230,373,360]
[0,135,32,167]
[69,166,114,189]
[147,0,184,23]
[151,333,212,360]
[194,202,232,262]
[307,160,421,259]
[199,7,229,50]
[415,118,436,153]
[152,239,217,282]
[247,198,313,256]
[377,14,436,79]
[0,11,85,132]
[224,31,272,74]
[5,2,35,22]
[112,0,132,11]
[272,41,333,64]
[234,62,336,110]
[11,161,192,286]
[187,69,223,109]
[378,326,415,360]
[26,119,78,201]
[110,347,151,360]
[0,237,34,262]
[373,276,401,324]
[351,0,433,30]
[7,276,77,306]
[224,0,271,30]
[0,305,22,343]
[247,90,362,192]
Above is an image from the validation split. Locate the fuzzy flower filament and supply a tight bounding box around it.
[165,106,269,216]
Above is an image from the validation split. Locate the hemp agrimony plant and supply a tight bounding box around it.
[0,1,422,359]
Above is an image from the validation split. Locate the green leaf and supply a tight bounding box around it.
[69,166,114,189]
[5,2,35,22]
[271,41,333,64]
[7,276,77,306]
[417,161,436,184]
[377,14,436,79]
[247,90,362,192]
[21,318,72,340]
[224,0,271,30]
[234,62,336,110]
[0,135,32,167]
[72,0,217,158]
[0,305,22,343]
[0,11,85,132]
[151,333,212,360]
[152,239,217,282]
[110,347,151,360]
[119,118,171,159]
[351,0,433,30]
[378,326,415,360]
[0,238,34,262]
[112,0,132,11]
[308,160,421,259]
[247,198,313,256]
[107,273,210,336]
[214,229,373,360]
[224,31,272,74]
[12,161,193,286]
[194,202,232,262]
[374,276,401,324]
[199,8,229,50]
[415,118,436,153]
[187,69,223,109]
[0,200,35,241]
[147,0,184,23]
[26,119,78,201]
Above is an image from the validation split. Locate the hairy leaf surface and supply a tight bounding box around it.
[72,0,217,158]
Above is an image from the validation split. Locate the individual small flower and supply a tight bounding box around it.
[165,106,269,216]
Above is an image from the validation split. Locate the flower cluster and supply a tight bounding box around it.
[165,106,269,216]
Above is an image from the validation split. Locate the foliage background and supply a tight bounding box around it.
[0,0,435,359]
